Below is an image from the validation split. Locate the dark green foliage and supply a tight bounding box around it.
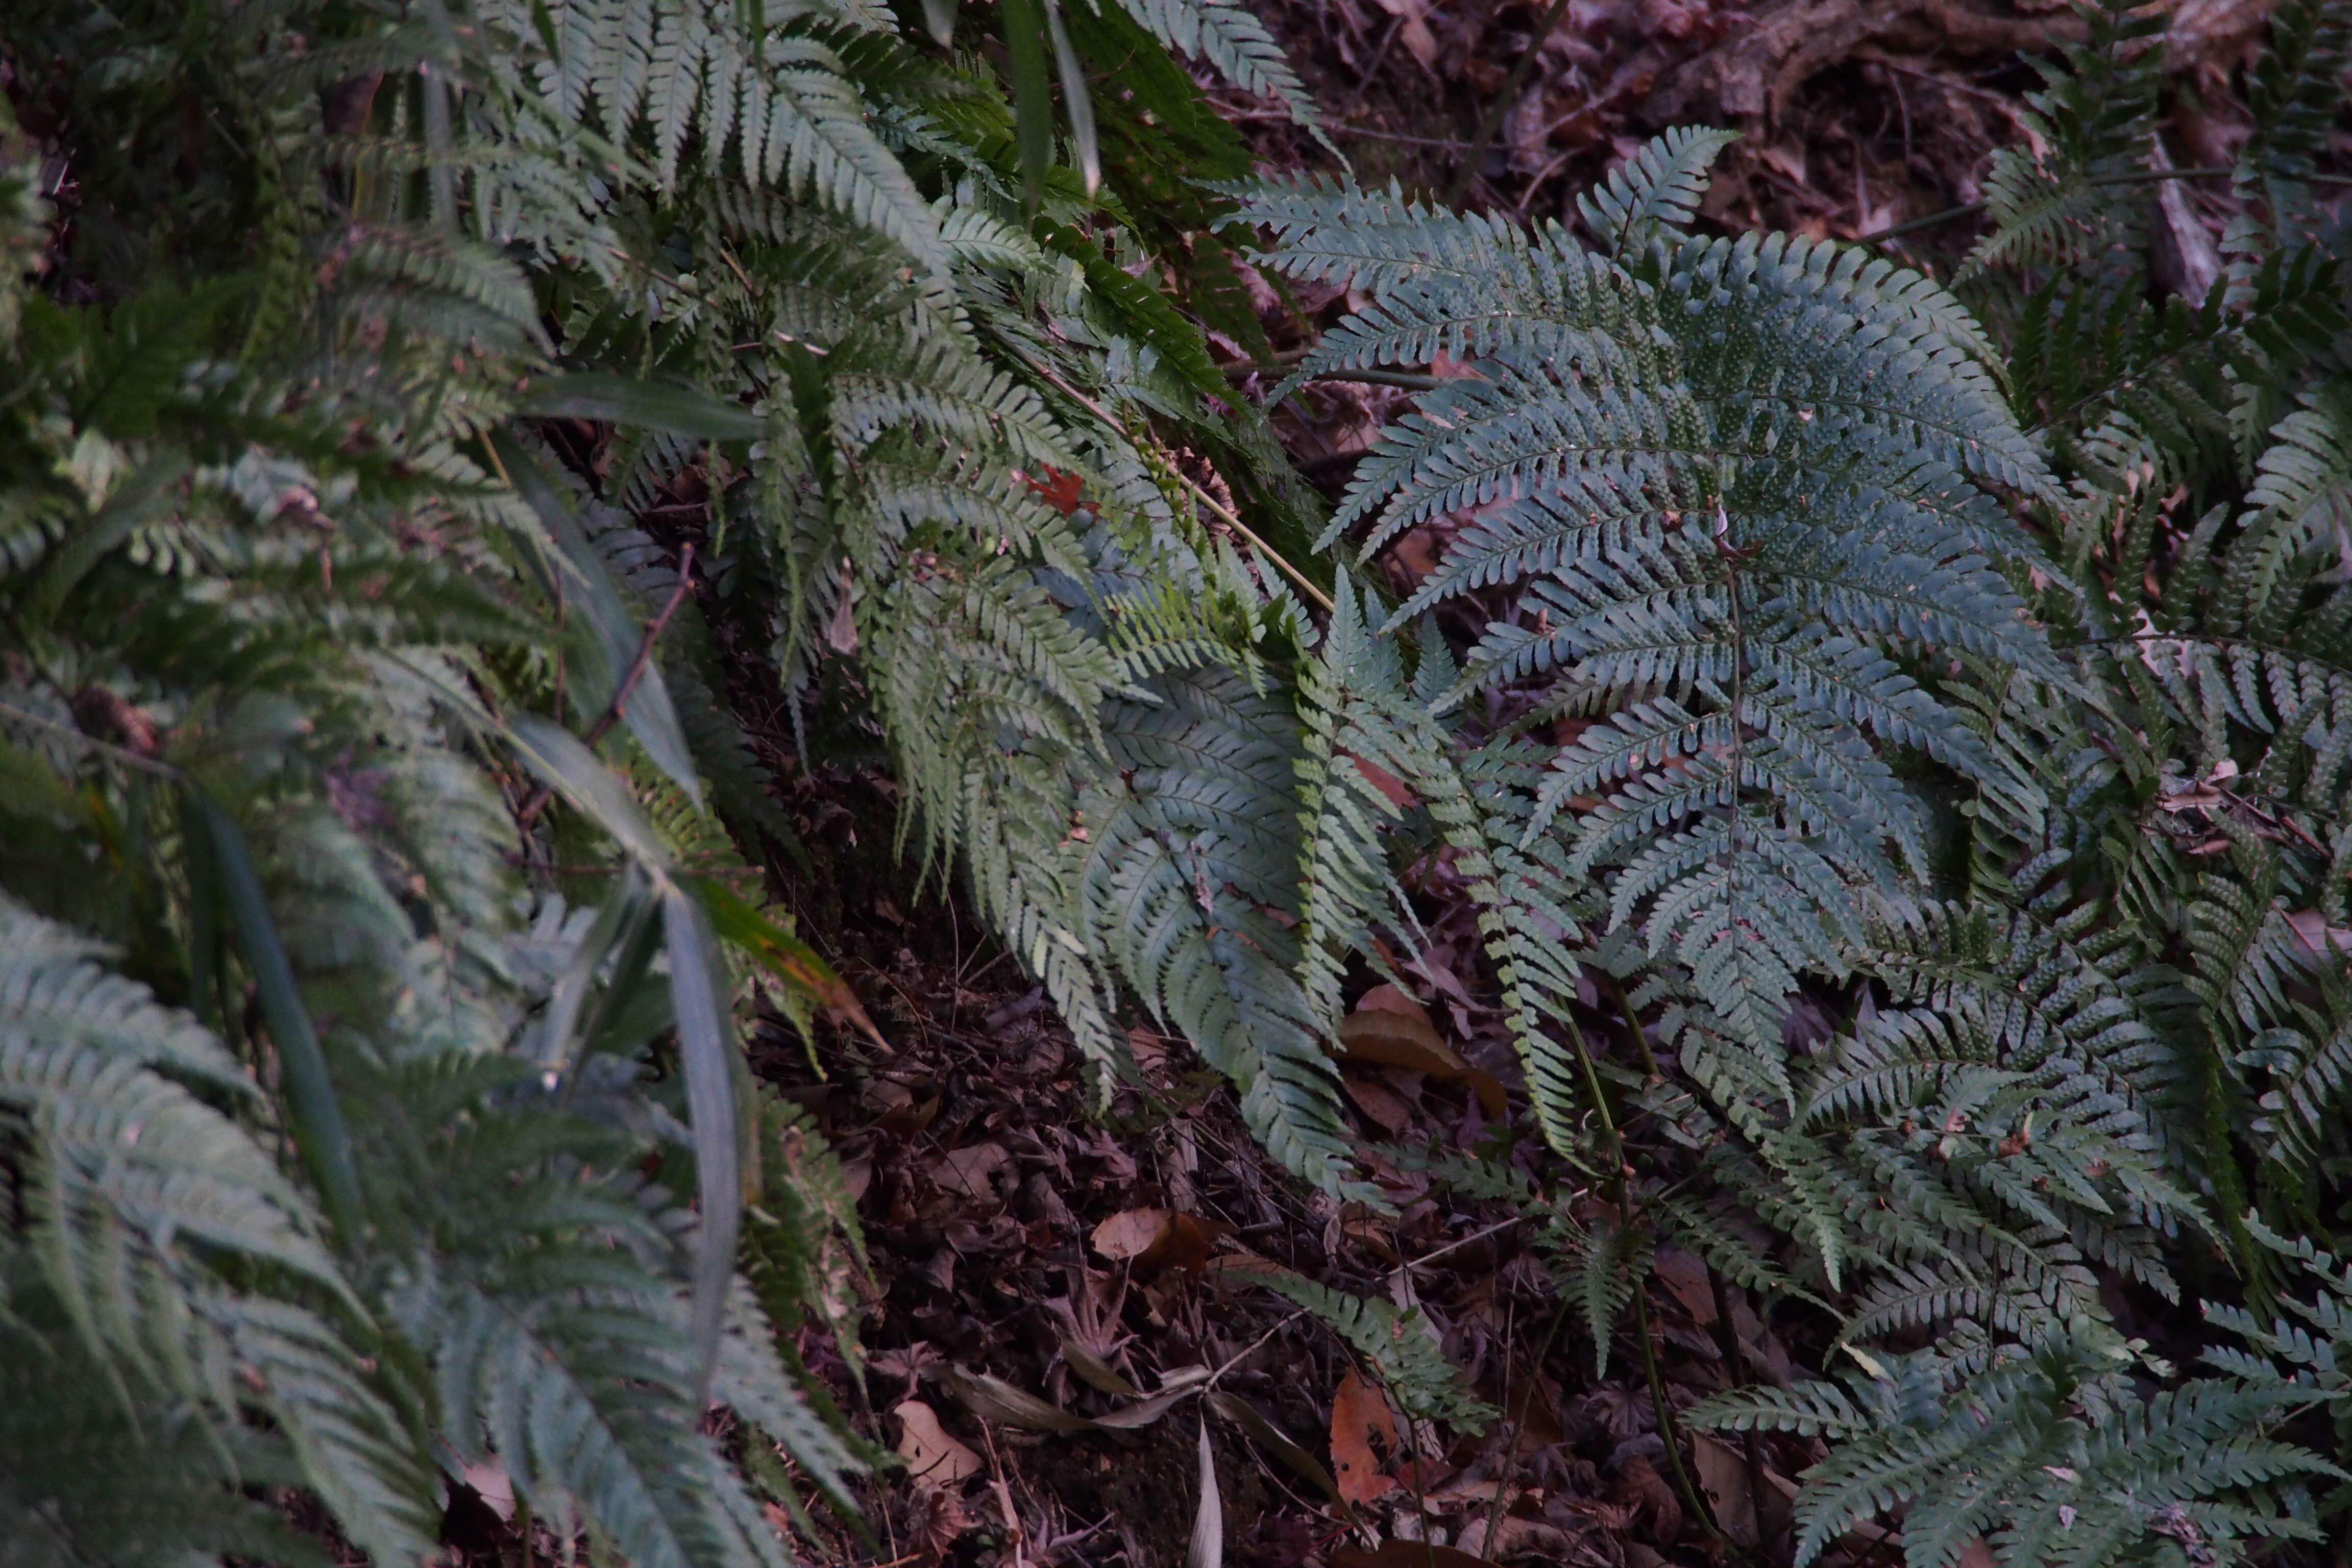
[0,0,1390,1552]
[1207,5,2352,1565]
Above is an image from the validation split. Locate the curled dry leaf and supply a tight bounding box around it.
[894,1400,984,1487]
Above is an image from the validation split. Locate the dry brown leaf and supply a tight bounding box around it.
[933,1142,1011,1203]
[1651,1247,1718,1326]
[1343,1072,1417,1134]
[1330,1544,1498,1568]
[1955,1539,1998,1568]
[1457,1067,1508,1121]
[1690,1432,1758,1545]
[1338,1003,1465,1076]
[1091,1207,1171,1261]
[894,1400,983,1486]
[1089,1207,1224,1271]
[457,1458,516,1522]
[935,1367,1094,1433]
[1188,1422,1224,1568]
[1613,1452,1682,1541]
[1363,0,1437,68]
[1054,1328,1139,1398]
[1346,752,1415,808]
[1330,1369,1400,1506]
[1207,1391,1344,1506]
[1457,1516,1577,1561]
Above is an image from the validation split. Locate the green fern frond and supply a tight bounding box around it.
[1241,1266,1494,1431]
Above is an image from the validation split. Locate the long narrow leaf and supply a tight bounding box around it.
[662,887,742,1401]
[188,790,364,1241]
[512,372,768,442]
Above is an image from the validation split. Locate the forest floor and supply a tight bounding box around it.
[440,6,2323,1568]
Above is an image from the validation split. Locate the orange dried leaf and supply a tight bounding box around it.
[1330,1369,1399,1507]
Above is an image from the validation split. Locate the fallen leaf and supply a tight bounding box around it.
[1342,1072,1417,1134]
[935,1367,1093,1433]
[1338,1000,1465,1076]
[1457,1067,1508,1121]
[1188,1422,1223,1568]
[1339,988,1504,1116]
[1054,1328,1139,1397]
[1652,1247,1718,1326]
[1346,752,1415,808]
[1091,1207,1172,1261]
[1330,1544,1497,1568]
[1330,1369,1399,1506]
[1021,465,1085,515]
[933,1142,1011,1203]
[1091,1366,1211,1430]
[2286,909,2352,955]
[1690,1432,1758,1545]
[895,1400,983,1486]
[823,579,858,655]
[1363,0,1437,68]
[458,1458,515,1522]
[1208,1391,1344,1506]
[1457,1517,1576,1561]
[1088,1207,1224,1271]
[1613,1452,1682,1541]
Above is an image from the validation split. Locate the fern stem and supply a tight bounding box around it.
[1560,1001,1722,1542]
[1224,361,1443,391]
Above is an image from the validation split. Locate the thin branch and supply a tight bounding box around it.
[0,699,183,779]
[1446,0,1577,208]
[1226,360,1445,391]
[1016,354,1337,614]
[516,542,697,829]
